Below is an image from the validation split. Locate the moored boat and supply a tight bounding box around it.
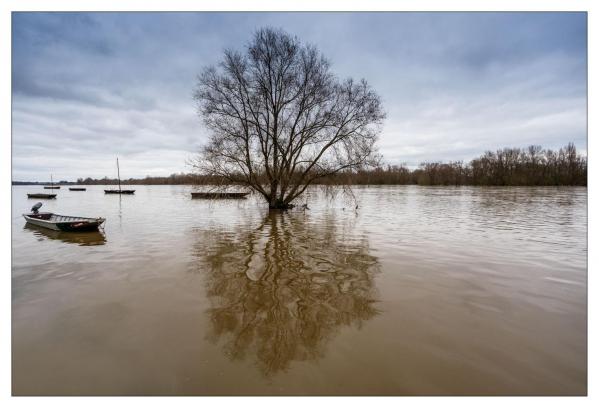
[27,193,57,199]
[69,187,87,191]
[104,157,135,195]
[23,203,105,232]
[191,192,249,199]
[44,174,60,189]
[105,189,135,194]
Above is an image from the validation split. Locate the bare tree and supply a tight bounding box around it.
[193,27,385,210]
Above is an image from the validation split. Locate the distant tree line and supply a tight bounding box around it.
[321,143,586,186]
[12,180,71,185]
[73,173,207,185]
[12,143,586,187]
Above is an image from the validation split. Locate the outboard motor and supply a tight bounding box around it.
[31,202,42,214]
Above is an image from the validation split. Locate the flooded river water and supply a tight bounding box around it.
[11,185,587,395]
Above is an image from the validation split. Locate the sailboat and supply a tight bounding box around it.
[43,174,60,189]
[104,158,135,194]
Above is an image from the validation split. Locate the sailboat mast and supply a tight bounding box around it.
[51,174,53,187]
[117,158,121,191]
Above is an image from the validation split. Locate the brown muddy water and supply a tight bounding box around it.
[11,185,587,395]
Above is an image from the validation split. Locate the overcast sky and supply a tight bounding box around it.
[12,12,587,182]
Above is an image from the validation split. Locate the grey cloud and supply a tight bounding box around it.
[11,12,587,181]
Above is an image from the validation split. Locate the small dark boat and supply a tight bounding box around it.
[27,193,57,199]
[69,187,87,191]
[191,192,249,199]
[44,174,60,189]
[23,202,105,232]
[105,157,135,195]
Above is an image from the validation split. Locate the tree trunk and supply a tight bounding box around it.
[268,198,294,210]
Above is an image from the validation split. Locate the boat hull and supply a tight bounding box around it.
[44,186,60,189]
[69,188,87,191]
[105,190,135,194]
[27,194,56,199]
[23,213,105,232]
[191,192,248,199]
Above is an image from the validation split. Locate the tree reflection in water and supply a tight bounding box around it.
[193,212,380,377]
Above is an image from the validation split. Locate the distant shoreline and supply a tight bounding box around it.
[12,181,588,187]
[12,143,587,187]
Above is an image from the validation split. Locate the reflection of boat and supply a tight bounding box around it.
[191,192,248,199]
[105,157,135,195]
[27,193,56,199]
[69,187,86,191]
[24,223,106,246]
[23,203,105,232]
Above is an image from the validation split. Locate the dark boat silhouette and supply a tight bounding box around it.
[27,193,56,199]
[104,158,135,195]
[191,192,249,199]
[43,174,60,189]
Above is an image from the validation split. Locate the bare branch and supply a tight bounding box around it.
[193,27,385,210]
